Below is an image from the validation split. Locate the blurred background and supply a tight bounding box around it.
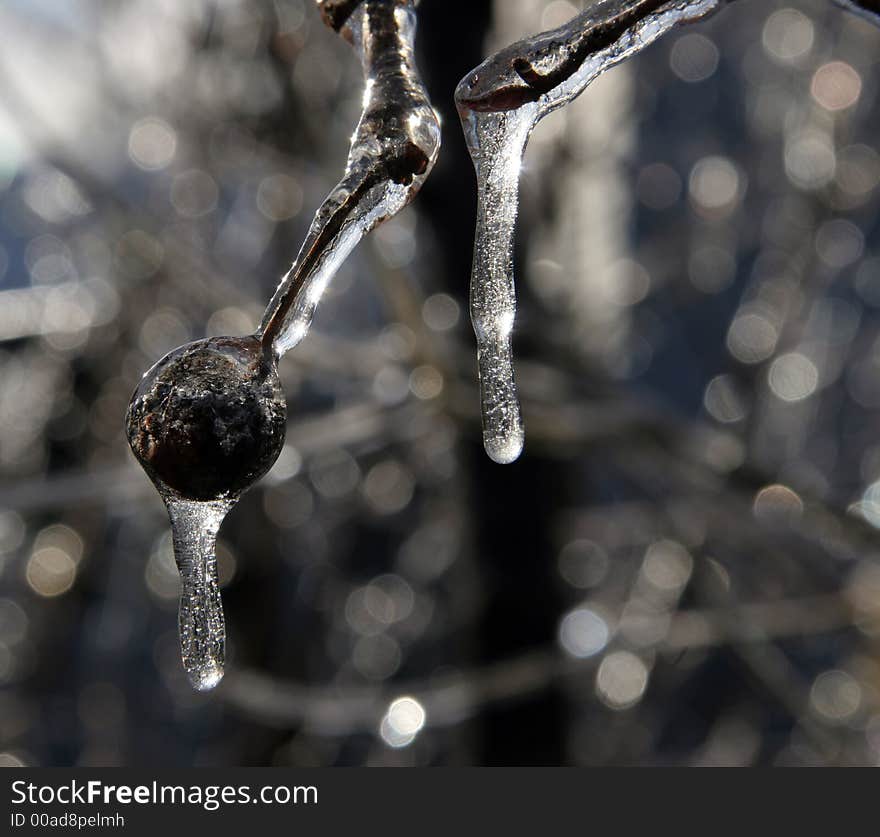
[1,0,880,766]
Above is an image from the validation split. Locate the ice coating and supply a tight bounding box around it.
[317,0,364,31]
[126,336,287,502]
[834,0,880,25]
[259,0,441,357]
[126,0,439,690]
[126,0,879,690]
[457,0,880,464]
[125,336,286,689]
[456,0,730,464]
[167,498,234,690]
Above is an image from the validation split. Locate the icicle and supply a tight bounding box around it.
[465,108,534,463]
[456,0,729,463]
[165,498,233,690]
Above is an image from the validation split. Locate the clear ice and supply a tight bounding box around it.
[126,0,438,691]
[455,0,729,463]
[166,498,234,691]
[457,0,880,463]
[129,0,878,689]
[126,335,286,690]
[259,0,440,357]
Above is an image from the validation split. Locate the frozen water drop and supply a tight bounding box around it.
[166,497,233,691]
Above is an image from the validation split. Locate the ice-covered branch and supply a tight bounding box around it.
[126,0,440,690]
[456,0,732,464]
[456,0,878,464]
[260,0,440,356]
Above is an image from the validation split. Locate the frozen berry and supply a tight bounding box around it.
[126,336,286,501]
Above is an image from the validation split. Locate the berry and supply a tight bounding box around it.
[126,336,286,501]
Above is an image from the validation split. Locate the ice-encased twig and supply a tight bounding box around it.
[457,0,879,465]
[127,0,440,693]
[456,0,733,464]
[260,0,440,357]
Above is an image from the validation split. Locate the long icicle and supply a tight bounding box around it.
[456,0,733,465]
[456,0,880,464]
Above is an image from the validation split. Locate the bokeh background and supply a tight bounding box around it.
[1,0,880,766]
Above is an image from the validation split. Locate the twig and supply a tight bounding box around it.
[259,0,440,355]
